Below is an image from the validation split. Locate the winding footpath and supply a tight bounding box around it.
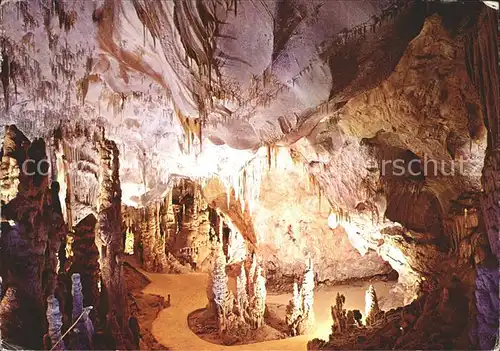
[134,265,401,351]
[138,270,311,350]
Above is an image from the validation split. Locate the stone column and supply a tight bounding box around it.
[95,138,129,347]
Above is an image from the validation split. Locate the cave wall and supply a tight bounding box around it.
[289,9,493,300]
[0,124,136,349]
[306,5,498,350]
[0,125,65,349]
[253,151,393,287]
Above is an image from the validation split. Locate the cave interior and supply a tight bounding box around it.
[0,0,498,350]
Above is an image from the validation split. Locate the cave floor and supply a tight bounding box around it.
[133,263,403,350]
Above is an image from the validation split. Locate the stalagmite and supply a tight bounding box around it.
[300,258,316,331]
[70,214,100,310]
[236,265,249,321]
[210,243,233,332]
[285,259,315,335]
[286,281,303,336]
[331,293,347,334]
[249,266,267,329]
[71,273,92,349]
[46,295,65,351]
[365,284,382,326]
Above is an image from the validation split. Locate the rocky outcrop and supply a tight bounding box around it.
[464,7,499,349]
[330,293,347,335]
[44,181,68,298]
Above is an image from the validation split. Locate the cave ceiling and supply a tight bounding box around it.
[0,0,494,212]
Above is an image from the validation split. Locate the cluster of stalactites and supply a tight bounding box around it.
[175,106,203,155]
[327,206,352,229]
[226,219,247,265]
[222,153,266,216]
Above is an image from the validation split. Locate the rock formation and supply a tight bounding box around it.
[71,273,92,350]
[139,201,168,273]
[46,295,65,351]
[285,258,315,335]
[0,126,61,349]
[0,1,497,350]
[236,264,249,322]
[248,266,267,329]
[331,293,347,335]
[310,277,472,350]
[286,282,303,336]
[365,285,382,326]
[95,138,129,347]
[70,214,100,313]
[210,243,233,332]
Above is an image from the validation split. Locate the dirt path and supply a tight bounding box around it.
[136,267,401,350]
